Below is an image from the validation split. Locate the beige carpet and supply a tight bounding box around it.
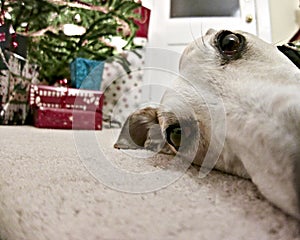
[0,126,299,240]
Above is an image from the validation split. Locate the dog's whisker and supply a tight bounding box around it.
[189,20,206,50]
[200,24,207,49]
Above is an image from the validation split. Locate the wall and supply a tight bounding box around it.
[143,0,299,44]
[269,0,299,43]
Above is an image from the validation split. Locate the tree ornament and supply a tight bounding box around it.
[12,40,18,48]
[58,78,69,86]
[0,13,4,26]
[11,33,18,49]
[73,13,81,24]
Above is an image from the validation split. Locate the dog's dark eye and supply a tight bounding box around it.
[216,31,245,60]
[220,34,240,54]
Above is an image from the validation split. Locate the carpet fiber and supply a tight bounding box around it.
[0,126,299,240]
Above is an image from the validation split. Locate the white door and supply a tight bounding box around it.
[148,0,258,53]
[141,0,271,103]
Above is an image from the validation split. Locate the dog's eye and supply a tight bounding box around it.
[166,125,182,151]
[220,34,240,53]
[216,31,245,59]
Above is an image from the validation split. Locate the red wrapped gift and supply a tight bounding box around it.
[134,6,151,39]
[29,84,104,130]
[33,107,102,130]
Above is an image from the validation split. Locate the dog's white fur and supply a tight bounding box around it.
[115,29,300,220]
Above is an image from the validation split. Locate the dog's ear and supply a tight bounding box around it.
[114,107,173,153]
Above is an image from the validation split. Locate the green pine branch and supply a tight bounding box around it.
[2,0,141,83]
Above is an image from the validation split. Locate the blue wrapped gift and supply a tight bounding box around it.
[70,58,105,90]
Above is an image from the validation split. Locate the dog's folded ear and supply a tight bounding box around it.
[114,107,173,154]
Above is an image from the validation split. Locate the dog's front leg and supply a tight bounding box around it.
[226,95,300,220]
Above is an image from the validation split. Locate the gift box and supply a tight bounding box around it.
[134,6,151,39]
[101,49,145,126]
[33,108,103,130]
[0,51,39,125]
[0,23,11,51]
[70,58,105,90]
[11,34,28,59]
[29,84,104,130]
[0,23,11,71]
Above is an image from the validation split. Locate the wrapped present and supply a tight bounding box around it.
[0,23,11,51]
[101,49,145,126]
[0,23,28,69]
[11,34,28,59]
[33,108,102,130]
[0,23,12,71]
[134,6,151,39]
[0,51,39,125]
[29,84,104,130]
[70,58,105,90]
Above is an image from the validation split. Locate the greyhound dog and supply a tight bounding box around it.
[114,29,300,220]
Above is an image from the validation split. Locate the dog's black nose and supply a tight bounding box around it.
[166,125,182,151]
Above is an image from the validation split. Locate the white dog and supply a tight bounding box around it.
[114,29,300,220]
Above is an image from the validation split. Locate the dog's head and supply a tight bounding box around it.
[114,29,300,220]
[115,29,300,159]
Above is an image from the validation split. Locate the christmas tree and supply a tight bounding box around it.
[2,0,141,84]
